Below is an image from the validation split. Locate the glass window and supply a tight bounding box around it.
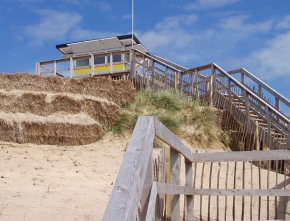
[76,59,89,67]
[107,54,122,63]
[94,56,105,65]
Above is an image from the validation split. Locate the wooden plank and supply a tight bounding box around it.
[192,150,290,163]
[185,160,193,221]
[225,162,229,221]
[217,162,221,221]
[156,183,290,196]
[250,161,253,220]
[200,162,205,221]
[208,162,213,220]
[102,116,155,221]
[154,118,193,162]
[140,152,155,220]
[145,182,158,221]
[241,161,245,220]
[232,161,237,221]
[165,146,171,220]
[170,149,181,221]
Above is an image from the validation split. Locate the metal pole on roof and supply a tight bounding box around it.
[132,0,134,49]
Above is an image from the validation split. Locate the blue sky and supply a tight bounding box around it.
[0,0,290,108]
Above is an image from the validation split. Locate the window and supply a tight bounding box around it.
[107,54,122,63]
[76,58,89,67]
[94,56,105,65]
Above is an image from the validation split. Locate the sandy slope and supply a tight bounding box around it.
[0,132,128,221]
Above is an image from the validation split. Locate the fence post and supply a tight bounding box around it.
[209,75,213,106]
[266,106,272,149]
[35,62,40,75]
[170,148,181,221]
[90,54,94,76]
[185,159,193,221]
[130,49,136,80]
[53,60,57,76]
[255,121,260,151]
[165,146,171,220]
[140,152,154,220]
[110,53,113,73]
[70,58,73,78]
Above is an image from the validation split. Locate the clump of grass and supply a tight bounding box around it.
[111,88,228,148]
[111,112,137,135]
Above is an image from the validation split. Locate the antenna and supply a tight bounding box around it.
[132,0,134,49]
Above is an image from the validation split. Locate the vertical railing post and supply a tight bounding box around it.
[266,106,272,149]
[152,60,155,90]
[194,70,199,101]
[243,90,250,125]
[140,152,154,220]
[178,72,182,93]
[53,60,57,76]
[130,49,136,80]
[275,97,280,111]
[255,121,260,151]
[165,146,171,220]
[110,53,113,73]
[174,71,177,91]
[90,54,94,76]
[209,75,213,106]
[170,148,181,221]
[36,62,40,75]
[70,58,73,78]
[185,159,193,221]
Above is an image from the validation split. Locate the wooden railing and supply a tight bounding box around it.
[102,116,290,220]
[228,68,290,113]
[36,49,290,150]
[36,50,131,78]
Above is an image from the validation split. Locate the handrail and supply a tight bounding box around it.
[103,116,290,220]
[228,68,290,108]
[194,63,290,124]
[134,49,181,73]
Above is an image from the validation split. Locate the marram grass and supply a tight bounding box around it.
[112,88,229,148]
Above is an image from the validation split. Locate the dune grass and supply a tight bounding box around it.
[111,88,228,148]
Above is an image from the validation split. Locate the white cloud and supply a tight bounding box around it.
[184,0,240,10]
[122,14,132,20]
[220,15,273,36]
[275,14,290,30]
[96,1,111,12]
[139,15,198,51]
[242,31,290,79]
[23,10,82,45]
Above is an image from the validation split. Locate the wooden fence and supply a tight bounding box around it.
[102,116,290,220]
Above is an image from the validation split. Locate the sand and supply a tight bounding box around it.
[0,132,129,221]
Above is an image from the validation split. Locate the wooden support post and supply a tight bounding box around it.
[174,71,177,91]
[70,57,73,78]
[209,75,213,106]
[266,106,272,149]
[53,60,57,76]
[255,121,260,151]
[140,152,154,220]
[165,146,171,220]
[275,97,280,111]
[170,148,180,221]
[35,62,40,75]
[243,90,250,126]
[152,61,155,90]
[110,53,113,73]
[130,49,136,79]
[195,70,199,101]
[185,159,193,221]
[90,54,94,76]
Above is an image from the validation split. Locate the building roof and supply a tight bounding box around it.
[56,34,150,57]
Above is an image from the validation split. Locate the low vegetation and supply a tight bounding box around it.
[112,88,230,149]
